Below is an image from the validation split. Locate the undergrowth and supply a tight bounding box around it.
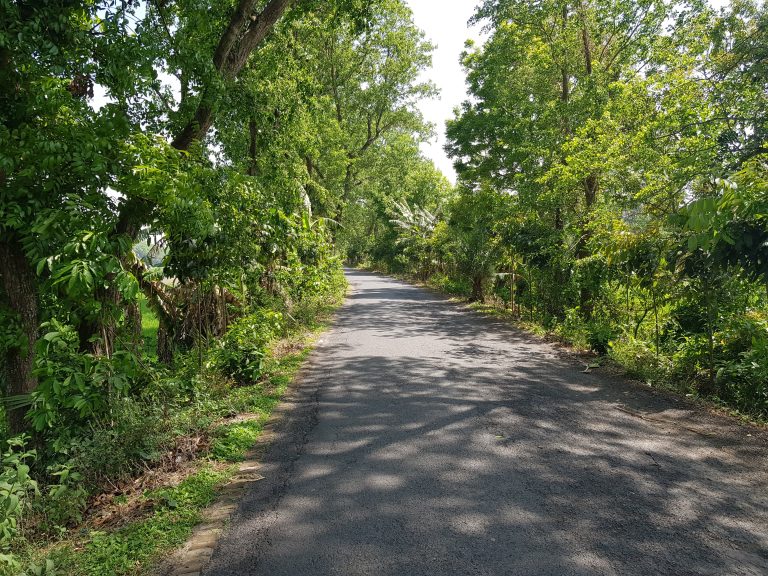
[3,277,345,576]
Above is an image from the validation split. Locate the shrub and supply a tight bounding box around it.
[210,310,282,384]
[714,321,768,418]
[0,436,38,550]
[38,462,88,532]
[610,337,668,383]
[30,320,145,431]
[58,398,169,488]
[427,273,471,297]
[553,308,589,348]
[586,320,617,355]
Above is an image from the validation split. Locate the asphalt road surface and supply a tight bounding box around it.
[205,269,768,576]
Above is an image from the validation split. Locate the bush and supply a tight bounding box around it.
[59,398,169,488]
[553,308,588,348]
[586,320,617,355]
[610,337,668,383]
[210,310,282,384]
[0,436,38,550]
[31,320,145,431]
[37,462,88,533]
[714,320,768,418]
[427,273,471,297]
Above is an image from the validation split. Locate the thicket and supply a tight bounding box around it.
[0,0,437,571]
[353,0,768,420]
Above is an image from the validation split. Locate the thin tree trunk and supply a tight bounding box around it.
[0,236,38,433]
[578,173,598,319]
[653,289,659,357]
[470,275,485,302]
[248,116,259,176]
[126,300,142,354]
[335,163,355,227]
[575,9,598,320]
[705,278,716,394]
[157,317,174,365]
[510,267,516,314]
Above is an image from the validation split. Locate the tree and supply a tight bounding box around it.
[304,0,435,221]
[448,0,715,317]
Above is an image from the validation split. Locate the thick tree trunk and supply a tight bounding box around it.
[115,0,295,244]
[0,236,38,433]
[170,101,214,151]
[170,0,293,153]
[109,0,293,356]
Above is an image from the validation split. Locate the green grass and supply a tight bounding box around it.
[18,343,319,576]
[425,273,471,297]
[139,296,159,359]
[47,465,233,576]
[210,420,264,461]
[209,345,314,462]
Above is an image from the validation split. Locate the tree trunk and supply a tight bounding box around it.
[171,0,293,151]
[101,0,294,363]
[115,0,295,245]
[335,162,355,230]
[157,317,174,365]
[76,281,119,356]
[0,236,38,433]
[126,300,142,354]
[470,274,485,302]
[578,173,599,319]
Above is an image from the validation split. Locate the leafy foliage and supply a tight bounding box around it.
[211,311,282,385]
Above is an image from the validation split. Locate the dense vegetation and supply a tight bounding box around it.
[0,0,439,572]
[2,0,767,571]
[355,0,768,420]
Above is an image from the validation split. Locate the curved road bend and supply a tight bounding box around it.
[205,269,768,576]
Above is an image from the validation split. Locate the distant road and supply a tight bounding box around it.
[205,269,768,576]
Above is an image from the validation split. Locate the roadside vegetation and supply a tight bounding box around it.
[348,0,768,422]
[17,297,342,576]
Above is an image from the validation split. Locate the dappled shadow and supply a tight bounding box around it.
[205,269,768,576]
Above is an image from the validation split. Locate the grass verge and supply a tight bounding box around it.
[139,295,159,360]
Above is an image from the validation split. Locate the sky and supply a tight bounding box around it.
[405,1,486,184]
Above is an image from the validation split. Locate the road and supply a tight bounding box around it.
[204,269,768,575]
